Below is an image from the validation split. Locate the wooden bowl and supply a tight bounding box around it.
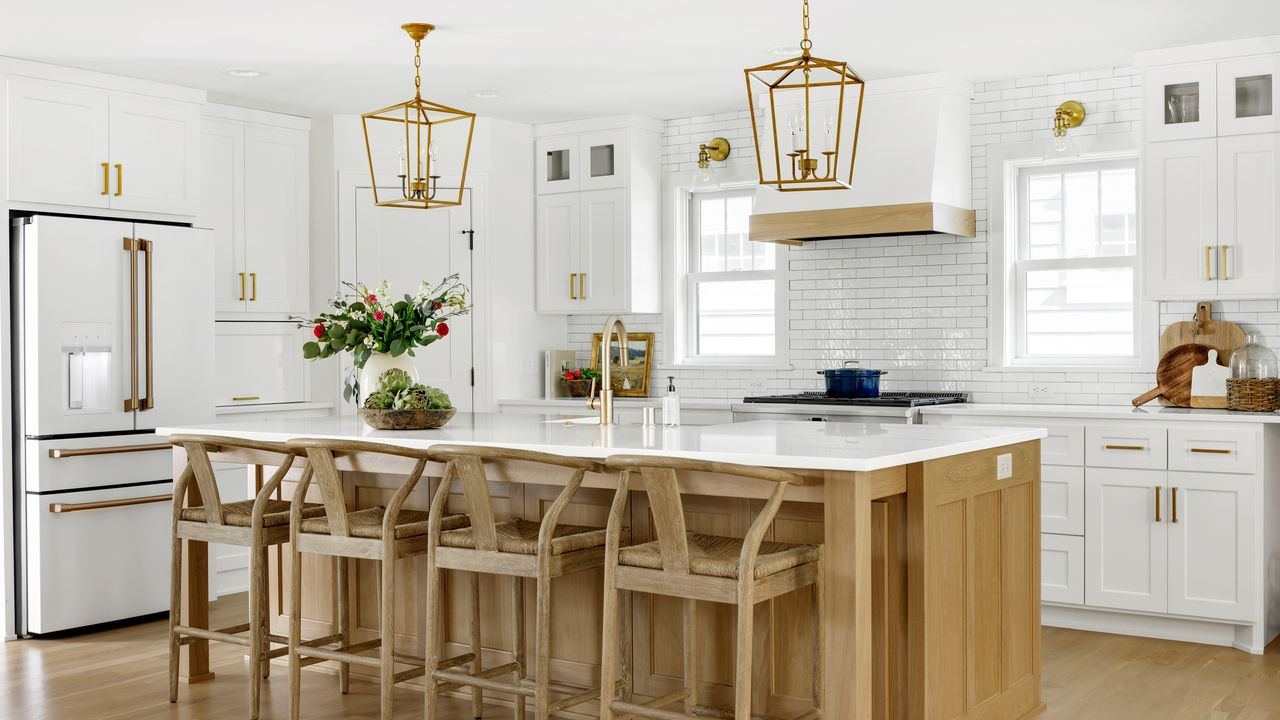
[358,407,456,430]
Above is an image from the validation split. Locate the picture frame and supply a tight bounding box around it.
[589,332,654,397]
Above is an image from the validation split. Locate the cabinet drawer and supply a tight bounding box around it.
[923,415,1083,465]
[1086,425,1167,469]
[1042,466,1084,536]
[1167,427,1259,475]
[215,322,307,406]
[1041,533,1084,605]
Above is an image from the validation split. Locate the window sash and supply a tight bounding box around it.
[1017,157,1139,262]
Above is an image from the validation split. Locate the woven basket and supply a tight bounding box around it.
[1226,378,1280,412]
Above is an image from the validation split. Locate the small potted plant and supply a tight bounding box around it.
[562,367,601,398]
[358,368,456,430]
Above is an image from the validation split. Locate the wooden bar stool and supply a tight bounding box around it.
[284,438,476,720]
[421,444,614,720]
[167,434,332,720]
[598,455,824,720]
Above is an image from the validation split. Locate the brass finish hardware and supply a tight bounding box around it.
[1155,485,1162,522]
[1053,100,1087,136]
[1171,486,1179,524]
[239,272,246,301]
[140,239,153,411]
[231,395,261,402]
[114,163,123,196]
[579,272,586,300]
[49,493,170,514]
[1205,245,1213,281]
[1221,245,1229,281]
[123,237,139,412]
[698,137,732,166]
[249,272,257,301]
[570,273,578,300]
[101,162,110,195]
[1190,447,1231,454]
[48,442,171,459]
[1104,444,1145,451]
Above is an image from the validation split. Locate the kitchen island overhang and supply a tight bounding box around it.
[160,413,1047,720]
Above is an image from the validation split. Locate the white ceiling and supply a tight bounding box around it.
[4,0,1280,123]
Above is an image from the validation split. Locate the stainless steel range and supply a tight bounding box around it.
[730,392,968,424]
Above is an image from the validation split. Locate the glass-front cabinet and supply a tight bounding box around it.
[1218,55,1280,135]
[1144,63,1218,141]
[536,135,580,194]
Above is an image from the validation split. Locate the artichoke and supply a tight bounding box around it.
[377,368,414,393]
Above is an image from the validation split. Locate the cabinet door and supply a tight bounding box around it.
[535,135,579,194]
[1217,133,1280,297]
[1142,138,1218,298]
[578,188,628,312]
[108,94,200,215]
[1085,468,1167,613]
[1144,63,1217,142]
[577,129,628,191]
[535,194,581,313]
[6,78,109,208]
[1217,55,1280,136]
[1041,534,1085,605]
[243,125,309,315]
[1042,465,1084,536]
[214,322,308,406]
[198,118,247,313]
[1166,471,1254,622]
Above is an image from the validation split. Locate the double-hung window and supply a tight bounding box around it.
[1008,157,1143,365]
[678,188,786,364]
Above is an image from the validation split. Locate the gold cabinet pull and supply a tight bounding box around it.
[231,395,261,402]
[1155,485,1162,522]
[1220,245,1229,281]
[239,272,246,301]
[1105,444,1145,451]
[49,493,170,514]
[569,272,577,299]
[114,163,123,197]
[122,237,140,412]
[140,238,153,411]
[1171,486,1179,523]
[101,162,110,195]
[580,272,587,299]
[249,272,257,301]
[1190,447,1231,454]
[48,442,171,459]
[1205,245,1213,281]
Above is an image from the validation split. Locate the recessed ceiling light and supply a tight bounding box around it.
[767,46,802,56]
[223,68,267,78]
[471,91,501,99]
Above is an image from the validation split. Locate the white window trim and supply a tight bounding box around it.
[986,133,1157,372]
[661,168,791,370]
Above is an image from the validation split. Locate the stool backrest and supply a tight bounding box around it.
[286,438,433,538]
[170,434,297,526]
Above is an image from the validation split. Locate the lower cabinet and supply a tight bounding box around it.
[1166,471,1254,621]
[1041,534,1084,605]
[214,322,309,407]
[1085,468,1168,613]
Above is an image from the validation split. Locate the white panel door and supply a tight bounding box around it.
[1085,468,1168,613]
[214,322,308,407]
[244,125,309,315]
[6,78,109,208]
[352,186,473,411]
[1142,138,1218,298]
[1217,133,1280,297]
[133,224,214,430]
[1041,465,1085,536]
[108,94,199,215]
[535,194,581,313]
[1041,533,1085,605]
[198,118,247,313]
[578,188,628,312]
[1166,471,1254,622]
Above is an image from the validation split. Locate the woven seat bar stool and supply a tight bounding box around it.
[284,438,476,720]
[599,455,824,720]
[422,444,619,720]
[167,434,333,720]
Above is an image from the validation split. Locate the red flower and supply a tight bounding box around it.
[373,310,386,322]
[562,370,575,381]
[313,324,324,339]
[432,300,443,310]
[366,294,377,304]
[436,322,449,337]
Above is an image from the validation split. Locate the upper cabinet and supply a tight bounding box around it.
[1144,63,1218,142]
[198,105,310,318]
[534,117,660,314]
[5,76,199,215]
[1218,55,1280,136]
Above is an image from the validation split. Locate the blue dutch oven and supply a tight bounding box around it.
[816,360,887,398]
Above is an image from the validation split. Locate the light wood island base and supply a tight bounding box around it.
[172,439,1042,720]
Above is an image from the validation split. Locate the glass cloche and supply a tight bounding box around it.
[1229,333,1278,379]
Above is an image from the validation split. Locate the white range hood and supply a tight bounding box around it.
[750,73,976,244]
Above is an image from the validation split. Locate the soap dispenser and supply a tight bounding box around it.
[662,376,681,426]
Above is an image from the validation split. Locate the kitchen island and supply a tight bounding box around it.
[159,413,1047,720]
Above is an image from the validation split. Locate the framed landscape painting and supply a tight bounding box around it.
[589,331,654,397]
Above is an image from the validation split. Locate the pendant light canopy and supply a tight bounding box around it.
[361,23,476,209]
[744,0,865,191]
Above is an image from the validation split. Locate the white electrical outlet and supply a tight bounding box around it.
[1029,384,1056,400]
[747,380,767,394]
[996,453,1013,480]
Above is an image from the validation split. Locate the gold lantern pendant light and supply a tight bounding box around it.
[361,23,476,209]
[744,0,865,191]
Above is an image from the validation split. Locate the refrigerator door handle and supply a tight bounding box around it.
[140,238,154,411]
[122,237,140,412]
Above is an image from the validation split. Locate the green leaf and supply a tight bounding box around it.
[390,339,405,356]
[302,341,321,359]
[328,337,345,351]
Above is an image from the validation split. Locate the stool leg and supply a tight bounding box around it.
[512,575,526,720]
[734,590,755,720]
[168,534,182,704]
[598,573,618,720]
[471,571,484,719]
[248,544,264,720]
[379,557,396,720]
[533,570,552,719]
[812,558,825,714]
[683,598,698,713]
[423,561,443,720]
[288,546,304,720]
[259,545,271,679]
[338,556,351,694]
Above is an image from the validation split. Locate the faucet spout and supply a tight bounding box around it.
[587,315,628,425]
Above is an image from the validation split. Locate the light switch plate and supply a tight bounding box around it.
[997,453,1013,480]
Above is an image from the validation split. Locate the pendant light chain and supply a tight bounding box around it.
[413,37,422,100]
[800,0,812,55]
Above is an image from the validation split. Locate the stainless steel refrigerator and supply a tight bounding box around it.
[12,215,213,634]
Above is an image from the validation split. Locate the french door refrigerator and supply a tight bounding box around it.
[12,215,213,634]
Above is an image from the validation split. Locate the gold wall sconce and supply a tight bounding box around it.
[692,137,731,193]
[1046,100,1086,159]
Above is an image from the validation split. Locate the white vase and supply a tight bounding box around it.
[358,352,419,398]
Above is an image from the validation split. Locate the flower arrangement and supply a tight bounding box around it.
[561,366,601,398]
[294,275,469,401]
[363,369,451,411]
[562,367,601,383]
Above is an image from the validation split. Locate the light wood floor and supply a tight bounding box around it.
[4,594,1280,720]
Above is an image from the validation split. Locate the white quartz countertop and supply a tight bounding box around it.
[920,403,1280,423]
[158,413,1045,473]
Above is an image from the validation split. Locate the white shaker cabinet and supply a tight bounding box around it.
[1166,471,1254,622]
[201,118,247,313]
[1217,55,1280,136]
[535,189,629,312]
[1143,62,1218,142]
[1085,467,1169,614]
[106,94,200,215]
[1216,133,1280,297]
[535,193,582,313]
[1142,138,1218,298]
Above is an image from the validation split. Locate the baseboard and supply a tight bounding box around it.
[1042,604,1264,654]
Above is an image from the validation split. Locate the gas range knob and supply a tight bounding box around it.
[810,417,827,422]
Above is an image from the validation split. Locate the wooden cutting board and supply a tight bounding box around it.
[1157,301,1245,406]
[1133,343,1214,407]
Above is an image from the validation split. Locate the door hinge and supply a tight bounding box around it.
[462,229,475,250]
[470,367,475,386]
